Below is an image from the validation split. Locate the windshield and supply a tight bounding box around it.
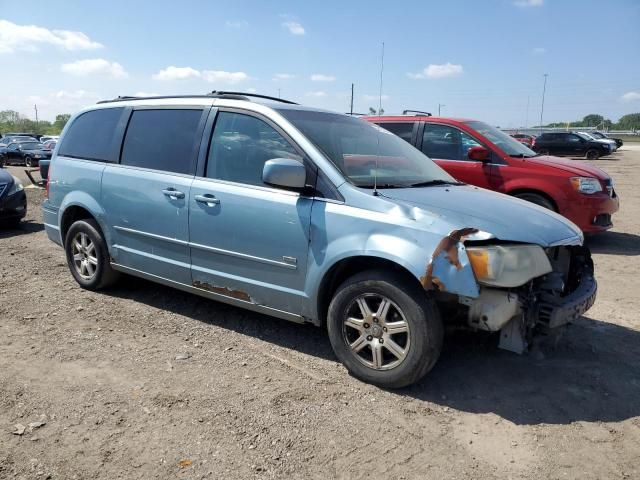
[576,132,593,141]
[20,142,41,149]
[465,121,537,157]
[590,131,605,138]
[278,109,456,188]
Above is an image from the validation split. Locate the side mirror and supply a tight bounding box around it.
[468,146,490,162]
[262,158,306,190]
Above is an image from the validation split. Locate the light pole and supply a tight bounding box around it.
[539,74,548,129]
[438,103,445,116]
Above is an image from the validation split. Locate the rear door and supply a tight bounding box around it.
[188,109,313,314]
[564,133,586,156]
[102,107,208,284]
[418,123,495,189]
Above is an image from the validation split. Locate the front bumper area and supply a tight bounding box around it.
[562,190,619,234]
[0,189,27,221]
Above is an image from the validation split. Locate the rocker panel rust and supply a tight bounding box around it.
[192,281,253,303]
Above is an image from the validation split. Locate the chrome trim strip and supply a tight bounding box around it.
[114,225,297,269]
[43,222,60,231]
[189,241,297,269]
[110,263,304,324]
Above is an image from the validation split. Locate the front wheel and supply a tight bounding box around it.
[585,149,600,160]
[327,270,443,388]
[64,219,119,290]
[24,156,34,167]
[514,192,555,211]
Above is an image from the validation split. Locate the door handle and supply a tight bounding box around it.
[194,194,220,206]
[162,188,185,199]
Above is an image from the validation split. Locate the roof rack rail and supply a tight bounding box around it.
[97,91,298,105]
[402,110,432,116]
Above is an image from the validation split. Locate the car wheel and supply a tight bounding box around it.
[64,219,119,290]
[514,192,555,211]
[537,149,550,155]
[327,270,443,388]
[585,149,600,160]
[24,156,33,167]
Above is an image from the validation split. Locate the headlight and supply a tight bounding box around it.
[570,177,602,194]
[33,154,41,158]
[466,244,552,288]
[7,176,24,196]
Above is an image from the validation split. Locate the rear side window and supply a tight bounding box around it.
[378,122,414,143]
[58,107,124,161]
[121,109,203,175]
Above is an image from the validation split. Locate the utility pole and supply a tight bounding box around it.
[34,104,39,133]
[378,42,385,116]
[525,95,530,129]
[539,74,548,129]
[438,103,445,116]
[350,83,354,115]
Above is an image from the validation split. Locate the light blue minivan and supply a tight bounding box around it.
[43,92,597,387]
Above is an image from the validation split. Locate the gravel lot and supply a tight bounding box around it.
[1,148,639,480]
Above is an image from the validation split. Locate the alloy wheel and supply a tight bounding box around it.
[71,232,98,280]
[342,293,411,371]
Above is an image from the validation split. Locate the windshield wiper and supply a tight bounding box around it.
[408,179,465,188]
[510,153,536,158]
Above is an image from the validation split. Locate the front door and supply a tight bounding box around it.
[419,123,495,189]
[189,110,312,314]
[102,107,206,284]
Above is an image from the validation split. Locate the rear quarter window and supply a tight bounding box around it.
[58,107,124,161]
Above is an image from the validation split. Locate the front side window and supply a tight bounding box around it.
[58,107,124,161]
[464,120,537,157]
[121,109,203,174]
[378,122,414,144]
[206,111,302,186]
[277,109,454,188]
[567,134,584,143]
[421,124,481,161]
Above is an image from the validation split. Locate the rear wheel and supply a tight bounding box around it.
[327,270,443,388]
[64,219,119,290]
[585,149,600,160]
[514,192,555,211]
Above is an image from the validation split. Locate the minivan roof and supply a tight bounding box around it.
[97,91,298,105]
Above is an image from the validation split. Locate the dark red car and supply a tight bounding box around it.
[365,115,619,233]
[511,133,536,148]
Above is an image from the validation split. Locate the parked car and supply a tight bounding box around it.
[366,115,618,233]
[0,140,52,167]
[43,93,597,388]
[0,135,38,147]
[532,132,612,159]
[510,133,536,148]
[578,131,617,152]
[0,167,27,227]
[589,131,623,149]
[40,135,60,144]
[43,140,57,151]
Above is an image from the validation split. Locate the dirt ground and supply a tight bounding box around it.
[1,147,639,480]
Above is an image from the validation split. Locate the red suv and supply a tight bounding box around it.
[364,115,619,233]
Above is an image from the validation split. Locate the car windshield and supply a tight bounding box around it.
[590,131,605,138]
[465,121,537,157]
[278,109,456,188]
[20,142,41,149]
[576,132,592,141]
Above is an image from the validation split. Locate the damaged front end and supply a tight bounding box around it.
[425,232,596,354]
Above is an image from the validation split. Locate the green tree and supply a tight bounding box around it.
[582,114,604,127]
[616,113,640,131]
[53,114,71,132]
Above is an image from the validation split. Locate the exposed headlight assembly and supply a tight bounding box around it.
[570,177,602,194]
[466,244,552,288]
[7,176,24,196]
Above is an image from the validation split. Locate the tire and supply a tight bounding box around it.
[64,219,119,290]
[24,156,33,167]
[585,149,600,160]
[514,192,555,211]
[327,269,443,388]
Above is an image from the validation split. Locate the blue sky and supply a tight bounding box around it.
[1,0,639,126]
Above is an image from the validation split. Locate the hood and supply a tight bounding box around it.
[522,155,610,179]
[379,184,582,247]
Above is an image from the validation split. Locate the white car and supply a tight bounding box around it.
[578,132,617,152]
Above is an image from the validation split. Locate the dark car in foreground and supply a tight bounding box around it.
[533,132,612,159]
[0,141,52,167]
[0,168,27,227]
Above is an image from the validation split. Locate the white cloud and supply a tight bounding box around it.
[225,20,248,28]
[282,21,305,35]
[273,73,295,81]
[514,0,544,7]
[61,59,128,78]
[532,47,546,54]
[306,91,327,97]
[408,63,463,80]
[0,19,103,54]
[621,91,640,102]
[201,70,249,85]
[54,90,95,100]
[311,74,336,82]
[152,66,201,80]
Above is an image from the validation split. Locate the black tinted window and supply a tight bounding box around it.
[58,108,123,161]
[121,109,202,174]
[378,122,414,143]
[206,112,302,186]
